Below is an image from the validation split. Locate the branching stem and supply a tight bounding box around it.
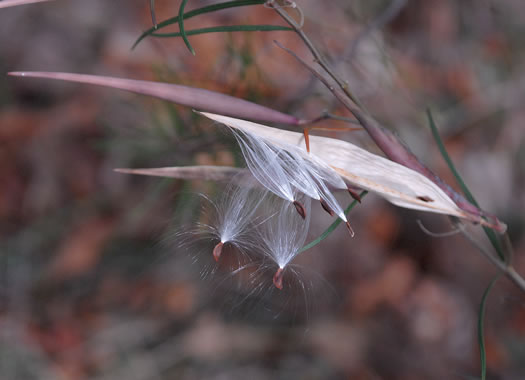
[267,0,362,108]
[454,219,525,292]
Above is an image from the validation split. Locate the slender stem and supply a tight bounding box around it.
[267,1,362,108]
[454,219,525,293]
[507,267,525,291]
[298,111,360,126]
[344,0,407,60]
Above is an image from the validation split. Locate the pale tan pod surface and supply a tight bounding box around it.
[198,112,472,221]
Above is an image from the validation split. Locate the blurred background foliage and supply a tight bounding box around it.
[1,0,524,379]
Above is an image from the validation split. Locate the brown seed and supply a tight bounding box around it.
[213,241,224,262]
[347,187,362,203]
[273,267,284,290]
[320,198,335,216]
[345,221,355,237]
[416,195,434,202]
[293,200,307,219]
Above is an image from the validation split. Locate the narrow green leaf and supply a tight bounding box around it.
[299,191,367,253]
[478,275,500,380]
[150,24,293,39]
[133,0,266,49]
[426,109,476,203]
[426,109,505,260]
[178,0,195,55]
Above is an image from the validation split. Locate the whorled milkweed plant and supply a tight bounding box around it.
[4,0,524,378]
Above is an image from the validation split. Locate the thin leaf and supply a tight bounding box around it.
[199,111,506,230]
[178,0,195,55]
[299,191,367,253]
[7,71,300,125]
[0,0,53,8]
[114,165,246,182]
[426,110,476,203]
[150,24,293,38]
[478,275,500,380]
[133,0,265,49]
[426,109,505,260]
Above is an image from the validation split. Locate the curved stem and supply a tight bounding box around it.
[454,219,525,293]
[267,0,362,108]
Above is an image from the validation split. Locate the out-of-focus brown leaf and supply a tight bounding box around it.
[349,256,417,316]
[365,207,401,246]
[402,279,471,345]
[48,217,116,279]
[162,282,196,318]
[309,321,366,373]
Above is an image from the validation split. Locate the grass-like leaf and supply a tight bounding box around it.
[178,0,195,55]
[149,25,293,39]
[133,0,266,49]
[8,72,300,125]
[426,109,505,260]
[299,191,367,253]
[478,275,500,380]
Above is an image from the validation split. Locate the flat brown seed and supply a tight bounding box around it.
[213,241,224,262]
[293,200,307,219]
[347,187,362,203]
[320,199,335,216]
[273,267,284,290]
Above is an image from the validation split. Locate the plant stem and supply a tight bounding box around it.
[454,219,525,293]
[267,0,362,108]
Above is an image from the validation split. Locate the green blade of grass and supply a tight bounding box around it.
[133,0,265,49]
[149,24,293,39]
[178,0,195,55]
[426,109,505,260]
[426,109,477,204]
[299,191,367,253]
[478,275,500,380]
